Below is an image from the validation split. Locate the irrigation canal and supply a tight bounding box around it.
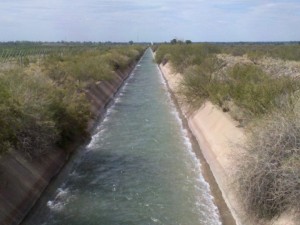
[23,48,222,225]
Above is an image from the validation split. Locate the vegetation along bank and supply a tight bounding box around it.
[0,43,145,225]
[155,43,300,225]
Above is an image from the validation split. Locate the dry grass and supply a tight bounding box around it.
[236,113,300,219]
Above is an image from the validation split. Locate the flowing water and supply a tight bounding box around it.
[23,48,222,225]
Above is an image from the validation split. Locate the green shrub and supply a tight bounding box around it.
[48,87,90,147]
[101,51,130,71]
[0,70,59,157]
[0,79,19,154]
[181,61,299,119]
[180,56,226,107]
[227,64,298,117]
[43,46,144,87]
[44,51,113,86]
[155,44,221,72]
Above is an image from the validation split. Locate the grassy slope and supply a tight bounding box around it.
[0,45,145,157]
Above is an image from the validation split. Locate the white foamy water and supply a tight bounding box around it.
[157,61,221,225]
[47,188,73,212]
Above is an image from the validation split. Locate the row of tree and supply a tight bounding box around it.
[170,38,192,44]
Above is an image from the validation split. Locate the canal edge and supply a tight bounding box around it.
[156,61,237,225]
[20,49,147,225]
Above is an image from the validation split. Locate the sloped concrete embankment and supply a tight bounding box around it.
[159,62,246,225]
[0,59,140,225]
[159,62,299,225]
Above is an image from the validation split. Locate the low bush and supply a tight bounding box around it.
[236,114,300,218]
[0,70,59,157]
[48,86,90,147]
[155,44,220,73]
[44,46,143,87]
[44,50,111,86]
[226,64,298,117]
[0,79,19,154]
[180,56,226,107]
[181,61,299,119]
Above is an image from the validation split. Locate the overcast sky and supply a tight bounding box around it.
[0,0,300,42]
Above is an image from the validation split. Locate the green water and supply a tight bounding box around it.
[23,49,221,225]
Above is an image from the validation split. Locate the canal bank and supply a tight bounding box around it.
[157,60,238,225]
[0,50,144,225]
[22,48,222,225]
[159,59,300,225]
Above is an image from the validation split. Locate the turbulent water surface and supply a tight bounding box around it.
[23,48,221,225]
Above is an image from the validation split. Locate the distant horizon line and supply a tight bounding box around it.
[0,40,300,44]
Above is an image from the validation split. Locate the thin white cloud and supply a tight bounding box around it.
[0,0,299,42]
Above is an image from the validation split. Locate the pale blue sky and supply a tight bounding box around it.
[0,0,300,42]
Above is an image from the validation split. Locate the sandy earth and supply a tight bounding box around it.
[159,62,298,225]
